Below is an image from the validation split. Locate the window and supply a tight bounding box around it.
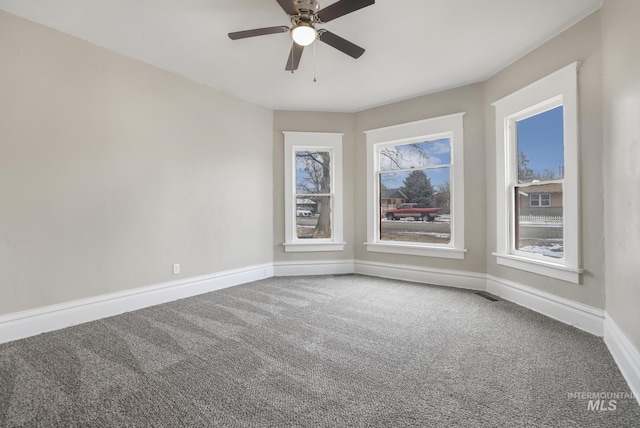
[492,63,582,282]
[365,113,466,259]
[283,132,344,252]
[530,193,551,207]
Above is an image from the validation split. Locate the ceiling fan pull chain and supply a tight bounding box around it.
[313,39,317,82]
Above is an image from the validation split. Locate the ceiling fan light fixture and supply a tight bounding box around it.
[229,0,375,72]
[291,22,317,46]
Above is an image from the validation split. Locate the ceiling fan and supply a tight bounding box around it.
[228,0,375,72]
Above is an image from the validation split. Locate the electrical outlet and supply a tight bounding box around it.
[172,264,180,275]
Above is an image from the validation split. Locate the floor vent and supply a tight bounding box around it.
[475,291,500,302]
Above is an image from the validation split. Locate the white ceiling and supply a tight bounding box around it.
[0,0,602,112]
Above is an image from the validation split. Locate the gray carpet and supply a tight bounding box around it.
[0,275,638,427]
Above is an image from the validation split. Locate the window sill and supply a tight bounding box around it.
[493,252,583,283]
[284,242,346,253]
[365,242,466,259]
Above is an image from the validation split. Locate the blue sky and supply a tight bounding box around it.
[517,106,564,178]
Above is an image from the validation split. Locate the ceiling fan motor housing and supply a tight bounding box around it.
[291,0,320,41]
[294,0,320,15]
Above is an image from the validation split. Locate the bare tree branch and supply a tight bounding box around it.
[379,143,430,169]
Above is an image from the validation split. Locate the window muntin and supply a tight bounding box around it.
[364,113,465,259]
[377,138,451,245]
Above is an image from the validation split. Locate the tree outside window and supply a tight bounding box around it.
[295,151,331,239]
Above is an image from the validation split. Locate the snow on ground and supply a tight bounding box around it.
[394,231,451,239]
[519,244,564,258]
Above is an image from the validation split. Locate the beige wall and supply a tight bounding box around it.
[484,11,605,308]
[602,0,640,351]
[0,11,274,315]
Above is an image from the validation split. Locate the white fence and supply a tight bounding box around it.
[519,215,563,223]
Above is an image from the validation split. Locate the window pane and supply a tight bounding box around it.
[379,139,450,171]
[516,106,564,183]
[297,196,331,239]
[379,168,450,244]
[295,151,330,194]
[515,183,563,258]
[530,194,540,206]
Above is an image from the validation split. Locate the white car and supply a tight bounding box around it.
[296,209,312,217]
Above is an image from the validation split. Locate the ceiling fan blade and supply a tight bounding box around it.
[228,26,289,40]
[275,0,299,15]
[318,31,365,59]
[316,0,375,23]
[285,43,304,71]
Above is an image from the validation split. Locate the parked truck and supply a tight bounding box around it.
[385,203,442,221]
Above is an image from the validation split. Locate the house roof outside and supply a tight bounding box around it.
[380,188,407,200]
[518,183,563,194]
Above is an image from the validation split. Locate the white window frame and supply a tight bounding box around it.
[492,62,583,283]
[283,132,345,252]
[364,113,466,259]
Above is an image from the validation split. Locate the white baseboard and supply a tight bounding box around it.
[273,259,355,276]
[486,274,604,336]
[355,260,486,291]
[0,263,274,345]
[604,313,640,406]
[0,259,609,347]
[273,259,486,291]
